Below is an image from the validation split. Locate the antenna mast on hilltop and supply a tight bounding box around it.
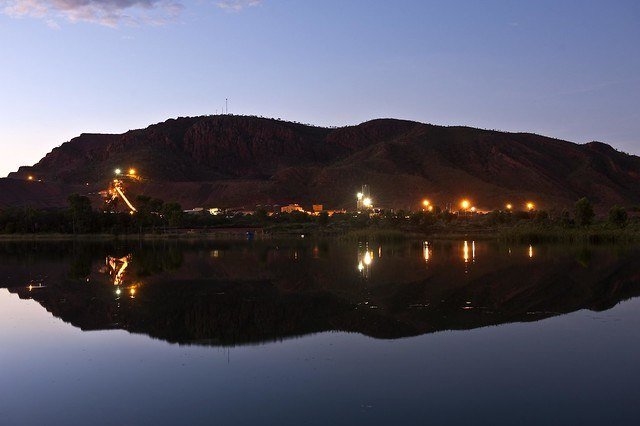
[226,98,228,115]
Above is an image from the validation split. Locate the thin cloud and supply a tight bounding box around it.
[216,0,261,12]
[1,0,184,27]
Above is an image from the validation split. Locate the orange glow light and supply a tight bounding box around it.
[460,199,471,210]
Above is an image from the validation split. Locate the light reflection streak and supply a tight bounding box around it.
[423,241,431,264]
[357,243,375,279]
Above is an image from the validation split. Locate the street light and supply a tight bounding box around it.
[526,202,535,211]
[363,197,373,208]
[115,168,122,175]
[460,199,471,210]
[506,203,513,211]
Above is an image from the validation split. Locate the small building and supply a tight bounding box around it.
[281,204,305,214]
[183,207,205,214]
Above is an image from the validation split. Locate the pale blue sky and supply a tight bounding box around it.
[1,0,639,176]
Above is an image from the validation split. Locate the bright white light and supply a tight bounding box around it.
[115,288,122,296]
[357,192,364,200]
[363,251,373,266]
[363,197,372,208]
[115,168,122,175]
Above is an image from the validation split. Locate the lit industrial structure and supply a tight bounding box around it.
[103,167,140,213]
[281,203,305,214]
[356,185,373,212]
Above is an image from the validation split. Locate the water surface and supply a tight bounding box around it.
[1,239,640,425]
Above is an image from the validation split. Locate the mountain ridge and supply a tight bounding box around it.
[4,115,640,211]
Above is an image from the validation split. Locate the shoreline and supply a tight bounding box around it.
[1,223,640,244]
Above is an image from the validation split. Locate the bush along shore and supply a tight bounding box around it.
[1,195,640,243]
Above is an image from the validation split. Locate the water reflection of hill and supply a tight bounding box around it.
[4,241,640,346]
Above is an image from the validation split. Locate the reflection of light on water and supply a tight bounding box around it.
[129,284,140,299]
[107,255,130,286]
[25,282,47,294]
[107,254,141,299]
[463,241,476,272]
[423,242,430,263]
[357,244,374,279]
[528,245,534,258]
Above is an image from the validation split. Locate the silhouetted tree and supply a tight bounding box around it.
[608,205,628,228]
[67,194,93,233]
[560,209,573,227]
[574,197,595,227]
[161,202,184,227]
[317,211,329,226]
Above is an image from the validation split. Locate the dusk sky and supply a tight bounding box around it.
[1,0,639,177]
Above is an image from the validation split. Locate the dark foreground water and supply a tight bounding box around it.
[1,239,640,425]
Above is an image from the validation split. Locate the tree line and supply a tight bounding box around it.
[0,194,635,235]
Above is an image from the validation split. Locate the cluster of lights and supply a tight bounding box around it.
[417,198,538,214]
[504,202,536,211]
[422,199,434,212]
[357,189,535,214]
[357,250,374,272]
[114,168,137,176]
[356,191,373,209]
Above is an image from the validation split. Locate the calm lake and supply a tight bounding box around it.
[1,239,640,425]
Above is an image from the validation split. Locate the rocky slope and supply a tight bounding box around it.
[4,115,640,210]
